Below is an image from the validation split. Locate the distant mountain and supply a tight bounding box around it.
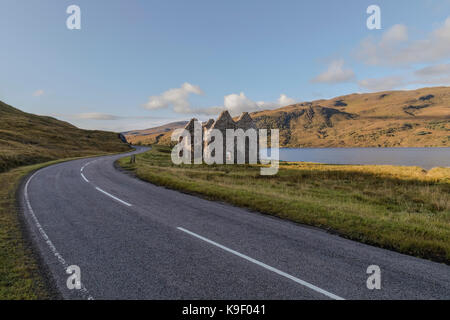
[0,101,130,173]
[123,121,188,145]
[127,86,449,148]
[251,86,450,147]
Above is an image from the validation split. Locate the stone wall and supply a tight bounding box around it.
[182,111,259,164]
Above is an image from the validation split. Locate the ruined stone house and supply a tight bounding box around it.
[181,110,259,164]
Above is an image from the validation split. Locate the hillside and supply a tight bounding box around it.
[0,101,130,173]
[128,86,450,148]
[123,121,188,145]
[253,86,450,147]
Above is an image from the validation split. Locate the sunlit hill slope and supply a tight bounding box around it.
[127,86,450,148]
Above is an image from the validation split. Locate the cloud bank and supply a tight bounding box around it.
[32,89,45,97]
[143,82,204,114]
[357,18,450,66]
[71,113,122,120]
[200,92,296,117]
[311,60,355,84]
[143,83,296,117]
[320,17,450,91]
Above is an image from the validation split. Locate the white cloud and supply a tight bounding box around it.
[415,63,450,77]
[74,118,181,132]
[54,113,181,132]
[143,82,204,113]
[312,17,450,91]
[143,83,295,117]
[414,75,450,85]
[255,94,296,110]
[358,76,406,91]
[357,17,450,66]
[193,106,223,116]
[32,89,45,97]
[197,93,296,117]
[380,24,408,46]
[223,92,259,115]
[63,113,173,121]
[412,63,450,85]
[357,76,405,91]
[72,113,122,120]
[277,94,296,106]
[311,60,355,84]
[358,60,450,91]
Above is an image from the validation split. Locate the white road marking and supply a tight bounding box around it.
[81,172,89,183]
[177,227,345,300]
[81,160,132,207]
[80,160,92,172]
[95,187,132,207]
[24,170,94,300]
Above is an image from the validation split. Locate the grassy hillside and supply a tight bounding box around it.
[127,86,450,147]
[253,86,450,147]
[119,146,450,264]
[0,101,130,173]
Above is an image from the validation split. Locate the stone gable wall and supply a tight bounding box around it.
[183,111,259,164]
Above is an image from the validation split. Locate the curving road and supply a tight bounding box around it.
[20,147,450,300]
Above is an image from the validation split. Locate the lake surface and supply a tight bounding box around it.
[261,148,450,169]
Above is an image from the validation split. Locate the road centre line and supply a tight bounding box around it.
[95,186,132,207]
[177,227,345,300]
[80,160,132,207]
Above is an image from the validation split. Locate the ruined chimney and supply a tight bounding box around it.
[182,118,198,163]
[235,112,256,129]
[202,119,215,129]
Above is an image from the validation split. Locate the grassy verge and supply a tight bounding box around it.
[118,145,450,264]
[1,161,60,299]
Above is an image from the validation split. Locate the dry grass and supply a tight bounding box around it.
[0,160,67,299]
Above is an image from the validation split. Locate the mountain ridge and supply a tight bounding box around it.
[126,86,450,148]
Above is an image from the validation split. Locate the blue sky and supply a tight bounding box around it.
[1,0,450,131]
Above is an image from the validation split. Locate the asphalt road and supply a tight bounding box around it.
[20,147,450,300]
